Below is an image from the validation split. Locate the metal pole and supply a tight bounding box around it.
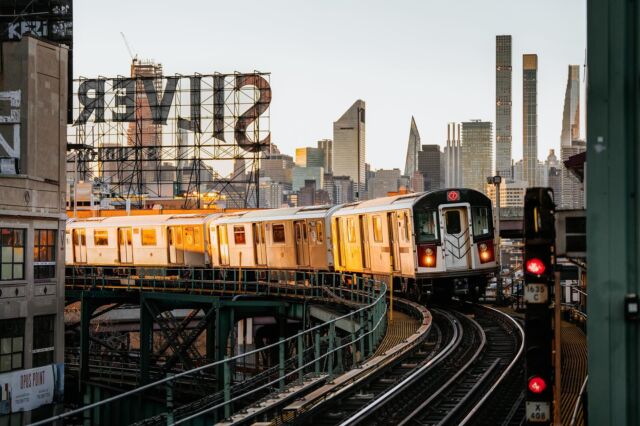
[554,270,562,424]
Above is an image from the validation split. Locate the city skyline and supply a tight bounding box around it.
[73,0,586,170]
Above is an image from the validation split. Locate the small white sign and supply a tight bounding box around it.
[525,283,549,304]
[526,401,550,423]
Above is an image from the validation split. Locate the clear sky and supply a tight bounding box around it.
[74,0,586,170]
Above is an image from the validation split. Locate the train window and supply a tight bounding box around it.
[234,226,246,245]
[415,211,438,243]
[184,227,195,246]
[372,216,383,242]
[445,211,462,234]
[472,207,492,237]
[94,230,109,246]
[272,224,285,243]
[141,229,157,246]
[309,221,317,243]
[194,227,201,245]
[317,221,324,243]
[403,212,410,241]
[347,218,356,243]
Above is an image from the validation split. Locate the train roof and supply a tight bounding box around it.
[332,192,428,216]
[66,213,221,229]
[211,205,341,225]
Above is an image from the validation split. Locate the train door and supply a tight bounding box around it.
[387,212,401,272]
[440,207,471,270]
[117,227,133,264]
[253,223,267,266]
[294,221,310,267]
[72,229,87,263]
[168,226,185,265]
[359,215,370,270]
[218,225,230,266]
[334,218,344,268]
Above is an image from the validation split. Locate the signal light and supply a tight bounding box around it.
[528,376,547,394]
[526,258,546,275]
[477,242,494,264]
[418,245,437,268]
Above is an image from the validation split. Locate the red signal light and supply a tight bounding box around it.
[526,258,546,275]
[528,376,547,394]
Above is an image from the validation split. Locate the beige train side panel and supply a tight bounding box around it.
[331,217,345,272]
[209,224,221,267]
[341,216,363,273]
[307,220,328,270]
[265,221,296,269]
[86,227,119,265]
[397,210,416,276]
[131,225,168,266]
[228,223,257,268]
[65,230,73,264]
[367,212,392,275]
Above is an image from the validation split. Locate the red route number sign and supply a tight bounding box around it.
[447,191,460,202]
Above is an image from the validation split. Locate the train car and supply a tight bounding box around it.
[208,205,341,271]
[331,189,498,297]
[65,214,220,270]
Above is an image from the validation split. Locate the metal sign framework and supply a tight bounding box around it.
[68,70,271,208]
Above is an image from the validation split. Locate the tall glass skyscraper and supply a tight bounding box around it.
[462,120,493,194]
[496,35,512,178]
[523,54,538,187]
[333,100,366,200]
[404,116,421,177]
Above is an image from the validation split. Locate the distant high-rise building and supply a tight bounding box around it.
[317,139,333,173]
[546,149,562,204]
[561,65,581,148]
[561,139,586,209]
[367,169,402,199]
[295,147,324,168]
[404,116,421,177]
[333,100,366,200]
[445,122,462,188]
[523,54,538,186]
[292,166,324,191]
[259,178,285,208]
[496,35,513,178]
[418,144,443,191]
[560,65,584,209]
[332,175,354,204]
[260,153,294,187]
[461,120,493,194]
[486,178,528,208]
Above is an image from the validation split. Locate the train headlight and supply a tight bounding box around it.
[477,241,494,264]
[418,245,437,268]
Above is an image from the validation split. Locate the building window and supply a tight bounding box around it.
[233,226,246,245]
[1,228,25,281]
[0,318,24,372]
[34,229,56,280]
[32,315,55,367]
[272,224,285,244]
[94,229,109,246]
[141,229,157,246]
[372,216,383,243]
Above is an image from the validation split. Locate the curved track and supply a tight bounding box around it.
[303,303,524,426]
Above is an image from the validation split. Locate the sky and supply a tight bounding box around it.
[74,0,587,171]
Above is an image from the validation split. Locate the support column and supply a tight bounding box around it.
[140,296,154,384]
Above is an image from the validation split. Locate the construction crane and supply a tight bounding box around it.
[120,32,138,62]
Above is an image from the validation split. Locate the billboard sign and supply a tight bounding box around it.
[0,364,63,414]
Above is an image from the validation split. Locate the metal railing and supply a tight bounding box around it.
[37,269,388,425]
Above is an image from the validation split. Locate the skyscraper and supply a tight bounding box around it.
[445,122,462,188]
[317,139,333,173]
[333,100,366,200]
[418,144,443,191]
[404,116,421,177]
[523,54,538,187]
[561,65,581,148]
[496,35,513,178]
[461,120,493,194]
[295,147,324,167]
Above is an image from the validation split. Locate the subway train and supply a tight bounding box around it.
[65,189,498,299]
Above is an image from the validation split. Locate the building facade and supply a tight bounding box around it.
[486,178,528,208]
[403,116,421,177]
[0,36,67,422]
[445,122,462,188]
[523,54,538,187]
[317,139,333,173]
[367,169,402,199]
[418,144,443,191]
[292,166,324,192]
[496,35,513,178]
[560,65,584,209]
[295,147,324,168]
[461,120,493,194]
[333,100,366,200]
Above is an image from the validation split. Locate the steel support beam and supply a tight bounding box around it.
[587,1,640,424]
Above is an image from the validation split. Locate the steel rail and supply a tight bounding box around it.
[458,304,525,425]
[337,309,462,426]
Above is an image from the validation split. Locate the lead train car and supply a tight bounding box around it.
[331,189,498,297]
[65,214,221,270]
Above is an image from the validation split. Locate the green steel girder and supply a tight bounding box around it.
[587,0,640,424]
